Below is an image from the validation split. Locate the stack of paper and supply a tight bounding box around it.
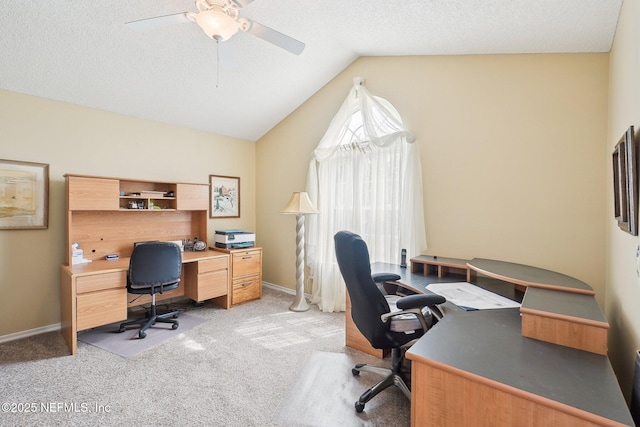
[427,282,520,311]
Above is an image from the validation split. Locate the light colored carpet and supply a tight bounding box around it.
[78,313,209,358]
[274,351,410,427]
[0,287,410,426]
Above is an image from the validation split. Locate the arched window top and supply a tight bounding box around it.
[312,77,415,161]
[338,96,402,148]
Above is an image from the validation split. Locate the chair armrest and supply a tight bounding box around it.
[371,273,401,283]
[380,307,431,332]
[372,273,402,295]
[381,292,447,331]
[395,293,446,310]
[381,293,447,331]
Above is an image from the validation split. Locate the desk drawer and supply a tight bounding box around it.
[232,276,261,305]
[198,257,228,274]
[77,288,127,331]
[232,250,261,277]
[77,271,126,294]
[197,269,229,301]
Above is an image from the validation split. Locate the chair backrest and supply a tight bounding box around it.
[334,231,393,349]
[128,242,182,291]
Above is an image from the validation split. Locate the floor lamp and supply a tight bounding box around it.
[281,192,319,312]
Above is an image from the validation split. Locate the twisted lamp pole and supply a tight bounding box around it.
[281,192,319,312]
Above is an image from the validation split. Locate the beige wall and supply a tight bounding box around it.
[0,89,255,337]
[606,0,640,399]
[257,54,609,312]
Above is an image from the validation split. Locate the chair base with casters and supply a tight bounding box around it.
[352,346,411,413]
[348,296,443,413]
[118,292,179,339]
[351,272,413,412]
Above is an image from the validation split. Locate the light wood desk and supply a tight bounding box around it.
[363,259,633,426]
[60,250,230,355]
[60,174,263,355]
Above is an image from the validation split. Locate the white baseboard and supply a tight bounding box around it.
[262,281,297,295]
[0,323,61,345]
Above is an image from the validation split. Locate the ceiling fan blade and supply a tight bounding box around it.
[246,20,305,55]
[231,0,256,7]
[126,13,191,32]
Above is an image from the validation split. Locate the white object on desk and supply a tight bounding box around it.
[427,282,520,310]
[71,242,92,265]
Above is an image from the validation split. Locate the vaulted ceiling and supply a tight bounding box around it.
[0,0,622,142]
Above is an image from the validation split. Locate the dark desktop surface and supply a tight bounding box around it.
[372,260,633,425]
[408,307,633,425]
[370,261,524,305]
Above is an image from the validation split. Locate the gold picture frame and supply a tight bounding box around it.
[210,175,240,218]
[0,159,49,229]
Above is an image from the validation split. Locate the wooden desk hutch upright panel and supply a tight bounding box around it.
[65,174,209,263]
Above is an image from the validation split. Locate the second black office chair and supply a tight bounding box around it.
[119,241,182,339]
[334,231,446,413]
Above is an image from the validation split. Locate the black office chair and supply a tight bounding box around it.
[334,231,446,413]
[118,241,182,339]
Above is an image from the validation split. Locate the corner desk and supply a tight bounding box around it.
[364,257,634,427]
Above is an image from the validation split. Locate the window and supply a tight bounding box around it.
[305,78,426,312]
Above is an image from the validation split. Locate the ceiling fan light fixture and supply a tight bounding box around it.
[130,0,304,55]
[195,9,241,41]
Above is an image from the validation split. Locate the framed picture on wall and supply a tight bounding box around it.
[210,175,240,218]
[612,126,637,235]
[0,159,49,229]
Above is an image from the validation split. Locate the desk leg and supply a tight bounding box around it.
[467,269,476,283]
[60,270,77,355]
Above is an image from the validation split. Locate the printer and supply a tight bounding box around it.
[214,229,255,249]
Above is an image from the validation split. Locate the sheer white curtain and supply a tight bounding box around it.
[305,77,427,313]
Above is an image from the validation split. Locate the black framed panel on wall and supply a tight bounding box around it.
[612,126,637,235]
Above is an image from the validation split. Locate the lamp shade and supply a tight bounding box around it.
[280,192,319,215]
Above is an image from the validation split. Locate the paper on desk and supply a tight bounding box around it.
[426,282,521,310]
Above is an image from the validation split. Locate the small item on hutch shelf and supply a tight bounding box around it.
[214,229,255,249]
[128,200,146,209]
[105,254,119,260]
[182,237,206,251]
[71,243,92,265]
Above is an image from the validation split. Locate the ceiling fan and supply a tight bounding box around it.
[126,0,305,55]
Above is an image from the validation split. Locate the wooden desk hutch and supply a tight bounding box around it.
[60,174,261,355]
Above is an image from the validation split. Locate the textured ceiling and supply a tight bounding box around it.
[0,0,622,142]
